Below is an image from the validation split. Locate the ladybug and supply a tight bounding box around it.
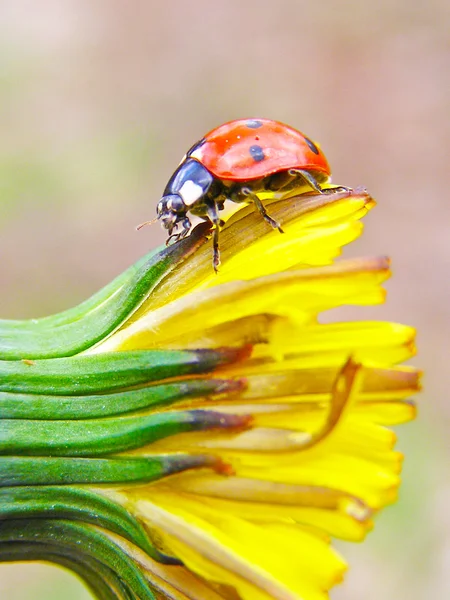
[153,118,332,270]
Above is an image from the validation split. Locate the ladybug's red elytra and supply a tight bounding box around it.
[153,118,332,270]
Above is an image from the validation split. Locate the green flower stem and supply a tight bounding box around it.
[0,223,209,359]
[0,378,244,420]
[0,543,129,600]
[0,454,217,487]
[1,410,249,456]
[0,486,178,564]
[0,520,157,600]
[0,348,247,395]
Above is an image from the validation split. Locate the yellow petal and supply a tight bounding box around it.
[136,491,347,600]
[97,257,389,353]
[146,476,373,542]
[137,188,375,311]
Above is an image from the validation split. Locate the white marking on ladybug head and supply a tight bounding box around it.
[189,148,203,162]
[178,180,204,206]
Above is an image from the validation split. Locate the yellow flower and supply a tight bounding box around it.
[85,187,420,600]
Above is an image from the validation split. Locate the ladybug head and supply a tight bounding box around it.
[156,194,187,232]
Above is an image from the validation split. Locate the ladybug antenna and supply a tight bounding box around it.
[136,217,158,231]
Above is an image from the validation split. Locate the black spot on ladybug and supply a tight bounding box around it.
[249,145,265,162]
[246,120,263,129]
[304,137,320,155]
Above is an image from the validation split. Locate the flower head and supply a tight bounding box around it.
[0,187,419,600]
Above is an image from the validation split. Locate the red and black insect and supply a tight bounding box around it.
[151,118,332,270]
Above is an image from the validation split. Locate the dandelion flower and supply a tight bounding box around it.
[0,187,420,600]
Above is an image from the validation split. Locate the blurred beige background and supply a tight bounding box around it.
[0,1,448,599]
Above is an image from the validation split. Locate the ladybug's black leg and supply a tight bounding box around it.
[166,216,192,245]
[178,216,192,239]
[241,187,284,233]
[166,231,181,245]
[206,202,222,273]
[288,169,323,194]
[166,224,184,245]
[165,225,175,245]
[323,185,352,195]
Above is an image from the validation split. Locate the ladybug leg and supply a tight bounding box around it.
[289,169,323,194]
[166,216,192,245]
[323,185,352,195]
[165,225,175,245]
[241,187,284,233]
[178,216,192,239]
[206,202,222,272]
[166,231,181,245]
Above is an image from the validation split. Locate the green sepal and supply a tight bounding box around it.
[0,542,132,600]
[0,347,247,395]
[0,519,156,600]
[0,378,243,420]
[0,223,209,359]
[0,486,178,564]
[1,409,247,456]
[0,454,216,487]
